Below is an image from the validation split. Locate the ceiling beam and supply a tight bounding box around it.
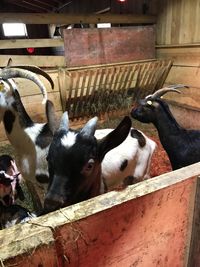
[0,13,156,24]
[0,38,64,49]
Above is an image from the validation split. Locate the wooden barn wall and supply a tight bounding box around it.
[156,0,200,111]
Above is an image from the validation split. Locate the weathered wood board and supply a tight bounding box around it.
[1,163,200,267]
[63,26,155,67]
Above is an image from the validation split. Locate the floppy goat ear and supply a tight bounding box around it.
[97,116,132,162]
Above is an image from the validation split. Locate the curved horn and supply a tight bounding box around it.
[59,111,69,131]
[80,116,98,137]
[4,78,18,91]
[149,84,187,100]
[0,68,47,104]
[7,65,54,89]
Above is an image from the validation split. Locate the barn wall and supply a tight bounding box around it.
[156,0,200,118]
[63,26,155,67]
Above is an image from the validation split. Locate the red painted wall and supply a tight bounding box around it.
[63,26,155,67]
[55,178,195,266]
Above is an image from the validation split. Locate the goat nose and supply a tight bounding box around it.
[44,195,65,212]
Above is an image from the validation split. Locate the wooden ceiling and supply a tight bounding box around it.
[1,0,75,13]
[0,0,151,14]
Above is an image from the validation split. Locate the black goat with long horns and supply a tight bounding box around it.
[131,84,200,170]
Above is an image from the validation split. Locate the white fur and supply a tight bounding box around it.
[61,132,77,148]
[95,128,156,189]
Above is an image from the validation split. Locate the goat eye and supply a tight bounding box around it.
[146,100,152,106]
[82,159,95,174]
[0,82,4,92]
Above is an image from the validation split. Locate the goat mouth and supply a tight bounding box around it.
[36,174,49,184]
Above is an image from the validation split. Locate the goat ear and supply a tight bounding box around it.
[13,90,33,124]
[59,111,69,131]
[80,117,98,137]
[46,100,59,134]
[97,116,132,162]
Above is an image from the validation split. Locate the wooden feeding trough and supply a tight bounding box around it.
[0,163,200,267]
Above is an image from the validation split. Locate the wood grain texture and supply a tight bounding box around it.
[157,0,200,45]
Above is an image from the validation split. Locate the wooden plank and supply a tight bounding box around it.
[1,163,200,266]
[0,13,156,24]
[156,0,200,45]
[166,66,200,88]
[0,55,65,68]
[188,177,200,266]
[58,68,67,111]
[66,59,157,71]
[166,101,200,130]
[0,223,58,267]
[0,38,64,49]
[156,46,200,66]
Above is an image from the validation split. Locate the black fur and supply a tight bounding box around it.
[0,203,33,229]
[131,97,200,170]
[120,159,128,171]
[35,124,53,149]
[131,129,146,147]
[3,110,16,134]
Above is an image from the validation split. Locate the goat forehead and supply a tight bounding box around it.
[61,131,77,148]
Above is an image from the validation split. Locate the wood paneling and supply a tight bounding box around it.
[157,0,200,45]
[156,1,200,113]
[0,55,65,67]
[0,38,64,49]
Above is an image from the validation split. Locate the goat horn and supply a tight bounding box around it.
[4,79,18,91]
[149,84,188,99]
[0,68,47,104]
[7,65,54,89]
[80,116,98,137]
[59,111,69,131]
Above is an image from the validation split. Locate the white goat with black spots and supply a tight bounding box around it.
[0,64,55,212]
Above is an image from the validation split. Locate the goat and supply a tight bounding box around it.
[44,113,132,212]
[94,128,156,189]
[130,84,200,170]
[44,112,156,213]
[0,65,55,212]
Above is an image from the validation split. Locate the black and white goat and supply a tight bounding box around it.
[44,112,156,213]
[131,84,200,170]
[0,65,55,211]
[95,128,156,189]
